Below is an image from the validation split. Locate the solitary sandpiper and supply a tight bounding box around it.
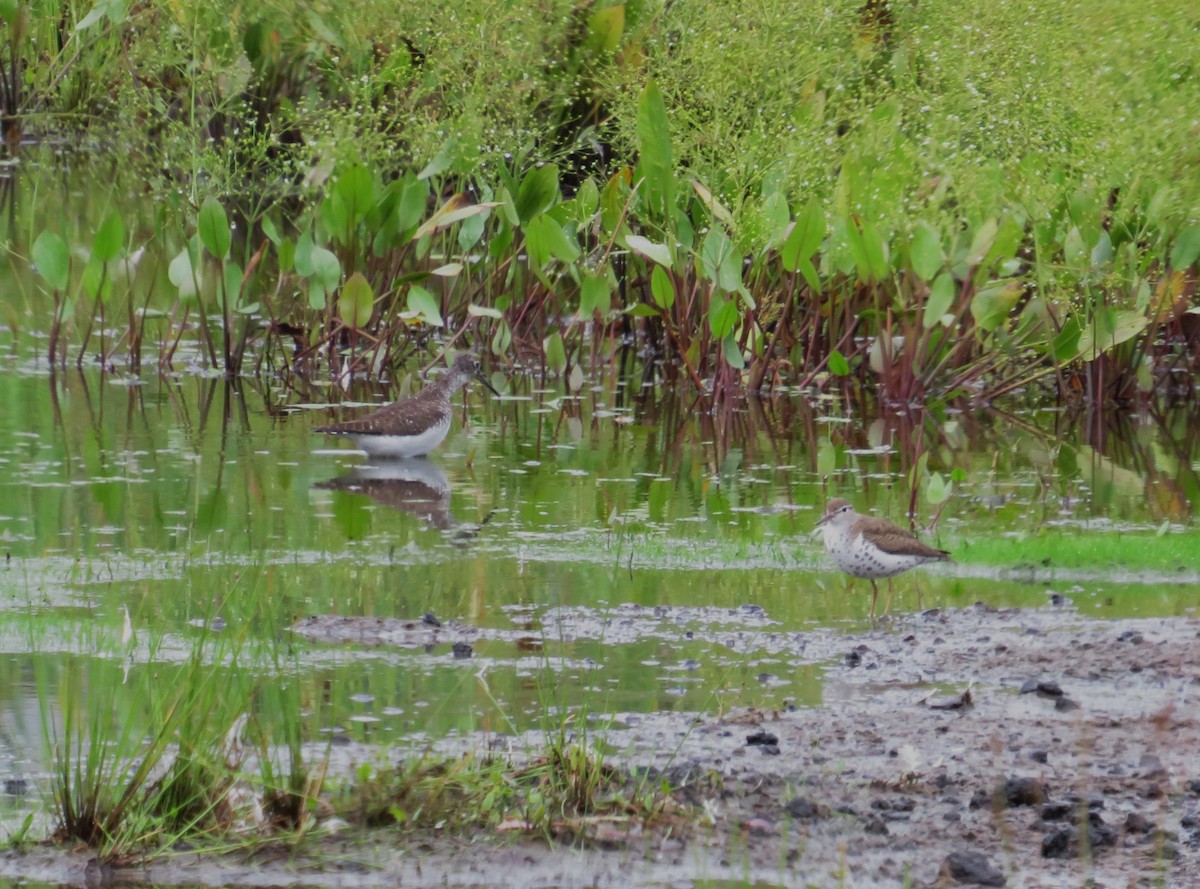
[315,353,499,459]
[816,498,951,617]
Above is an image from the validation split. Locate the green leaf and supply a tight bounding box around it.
[168,241,199,299]
[579,274,611,316]
[970,281,1022,332]
[308,246,341,310]
[587,4,624,53]
[966,218,998,266]
[925,472,952,505]
[721,332,745,369]
[690,179,735,230]
[1050,317,1082,362]
[407,284,443,327]
[294,232,315,276]
[828,349,850,376]
[650,265,674,310]
[92,211,125,263]
[198,197,231,260]
[261,217,282,245]
[1170,224,1200,270]
[922,272,956,329]
[393,174,430,234]
[544,331,567,374]
[849,218,888,284]
[525,215,580,267]
[780,201,825,271]
[574,178,599,222]
[709,294,739,339]
[467,303,503,319]
[624,234,671,266]
[600,172,630,234]
[491,319,512,355]
[1063,226,1088,271]
[1077,307,1147,357]
[700,228,742,292]
[222,261,243,309]
[909,222,944,282]
[337,272,375,329]
[32,231,70,291]
[515,164,560,225]
[636,81,674,217]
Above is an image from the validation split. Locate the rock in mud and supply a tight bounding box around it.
[1002,777,1047,807]
[745,730,778,747]
[942,849,1006,886]
[452,641,473,659]
[783,797,827,820]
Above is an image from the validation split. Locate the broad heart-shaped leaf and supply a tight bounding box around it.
[579,273,611,316]
[970,280,1022,332]
[407,284,444,327]
[586,3,624,53]
[524,215,581,267]
[851,217,888,284]
[650,264,674,309]
[1062,226,1089,271]
[198,197,231,260]
[491,319,512,355]
[168,239,201,299]
[780,200,825,272]
[81,255,111,302]
[514,164,560,224]
[32,231,70,291]
[1170,224,1200,270]
[827,349,850,376]
[965,217,998,266]
[721,332,745,369]
[92,211,125,263]
[909,221,944,282]
[337,272,375,329]
[392,174,431,235]
[574,177,599,223]
[307,246,341,310]
[1076,307,1147,358]
[922,272,956,329]
[1051,317,1082,362]
[709,293,739,340]
[293,231,315,276]
[636,81,674,218]
[222,261,243,309]
[544,330,567,374]
[332,163,375,227]
[624,233,671,266]
[925,471,952,505]
[699,228,742,292]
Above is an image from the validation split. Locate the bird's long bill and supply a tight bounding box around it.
[475,368,501,397]
[815,512,831,527]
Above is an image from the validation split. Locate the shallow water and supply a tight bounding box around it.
[3,170,1200,842]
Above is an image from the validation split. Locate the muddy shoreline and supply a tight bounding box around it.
[5,604,1200,888]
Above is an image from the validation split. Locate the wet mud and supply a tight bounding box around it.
[6,604,1200,888]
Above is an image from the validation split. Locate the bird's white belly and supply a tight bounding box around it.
[351,418,450,459]
[822,527,929,579]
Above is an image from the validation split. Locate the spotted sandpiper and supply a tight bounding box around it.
[816,498,951,617]
[315,353,499,459]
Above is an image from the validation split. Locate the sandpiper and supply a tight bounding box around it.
[816,498,951,617]
[315,353,499,459]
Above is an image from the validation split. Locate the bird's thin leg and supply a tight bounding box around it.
[869,580,879,619]
[883,578,896,616]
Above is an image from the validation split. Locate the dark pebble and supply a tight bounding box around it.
[863,816,889,835]
[1028,750,1048,764]
[746,730,778,747]
[1048,593,1068,607]
[1180,814,1198,829]
[1002,777,1047,807]
[845,651,862,667]
[943,849,1006,887]
[759,744,781,756]
[1187,779,1200,796]
[3,778,28,795]
[739,603,765,616]
[1124,812,1152,834]
[784,797,824,820]
[1054,697,1080,711]
[1042,802,1072,821]
[451,641,473,659]
[1116,629,1144,644]
[1042,826,1074,858]
[421,611,442,627]
[756,672,776,683]
[1138,753,1167,779]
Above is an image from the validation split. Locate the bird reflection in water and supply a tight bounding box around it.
[314,458,491,545]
